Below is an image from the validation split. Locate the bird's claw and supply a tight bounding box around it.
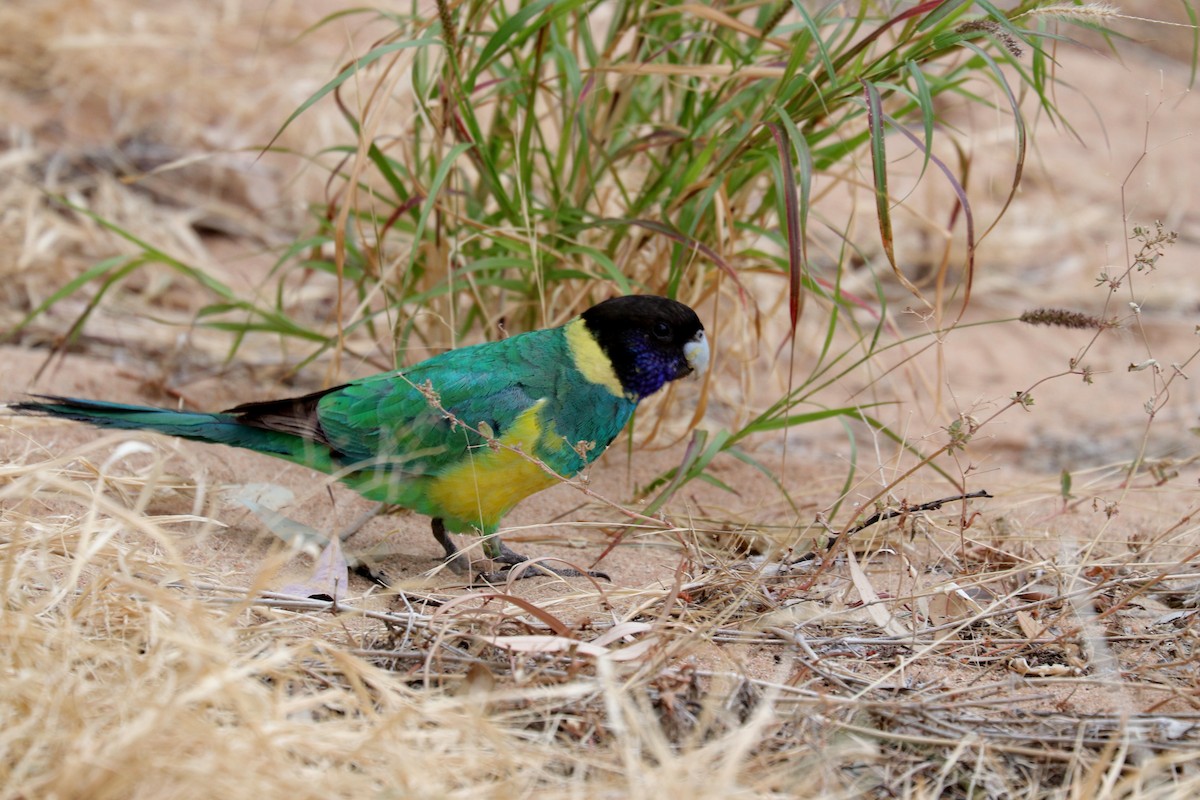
[352,560,392,587]
[472,540,610,583]
[432,519,609,583]
[473,562,611,585]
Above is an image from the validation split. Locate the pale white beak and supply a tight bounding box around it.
[683,330,710,377]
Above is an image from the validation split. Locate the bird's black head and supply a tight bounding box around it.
[580,295,708,400]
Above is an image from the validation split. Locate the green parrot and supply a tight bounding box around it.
[12,295,709,581]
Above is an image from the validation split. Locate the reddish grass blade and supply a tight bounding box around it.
[766,121,804,340]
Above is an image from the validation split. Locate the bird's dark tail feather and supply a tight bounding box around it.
[11,395,306,458]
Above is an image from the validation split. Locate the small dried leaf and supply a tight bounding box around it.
[845,548,908,637]
[102,441,156,470]
[487,627,656,662]
[1015,610,1042,639]
[1154,609,1197,626]
[1007,657,1080,678]
[461,662,496,697]
[278,536,349,602]
[591,621,652,647]
[229,483,328,553]
[487,635,608,657]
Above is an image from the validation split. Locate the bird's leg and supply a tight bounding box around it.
[338,502,386,542]
[473,537,611,584]
[343,503,393,585]
[431,518,472,576]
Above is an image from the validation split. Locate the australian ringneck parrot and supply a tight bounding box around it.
[12,295,709,580]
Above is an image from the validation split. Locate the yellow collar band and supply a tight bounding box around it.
[563,318,626,397]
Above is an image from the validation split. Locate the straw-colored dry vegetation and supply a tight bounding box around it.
[4,1,1200,797]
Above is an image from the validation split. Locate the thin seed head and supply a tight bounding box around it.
[1020,2,1120,22]
[956,19,1024,58]
[436,0,459,60]
[1019,308,1110,330]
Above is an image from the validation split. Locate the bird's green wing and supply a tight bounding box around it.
[314,331,558,475]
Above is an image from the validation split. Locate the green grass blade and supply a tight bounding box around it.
[917,0,971,32]
[265,37,439,151]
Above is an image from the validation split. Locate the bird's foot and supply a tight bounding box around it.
[445,551,473,577]
[431,519,474,576]
[338,503,387,543]
[352,559,392,587]
[473,541,611,585]
[431,519,609,584]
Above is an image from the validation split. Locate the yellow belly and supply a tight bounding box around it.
[425,399,560,531]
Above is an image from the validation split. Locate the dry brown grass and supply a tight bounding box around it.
[5,2,1200,798]
[7,440,1200,798]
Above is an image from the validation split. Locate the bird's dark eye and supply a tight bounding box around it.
[652,321,671,340]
